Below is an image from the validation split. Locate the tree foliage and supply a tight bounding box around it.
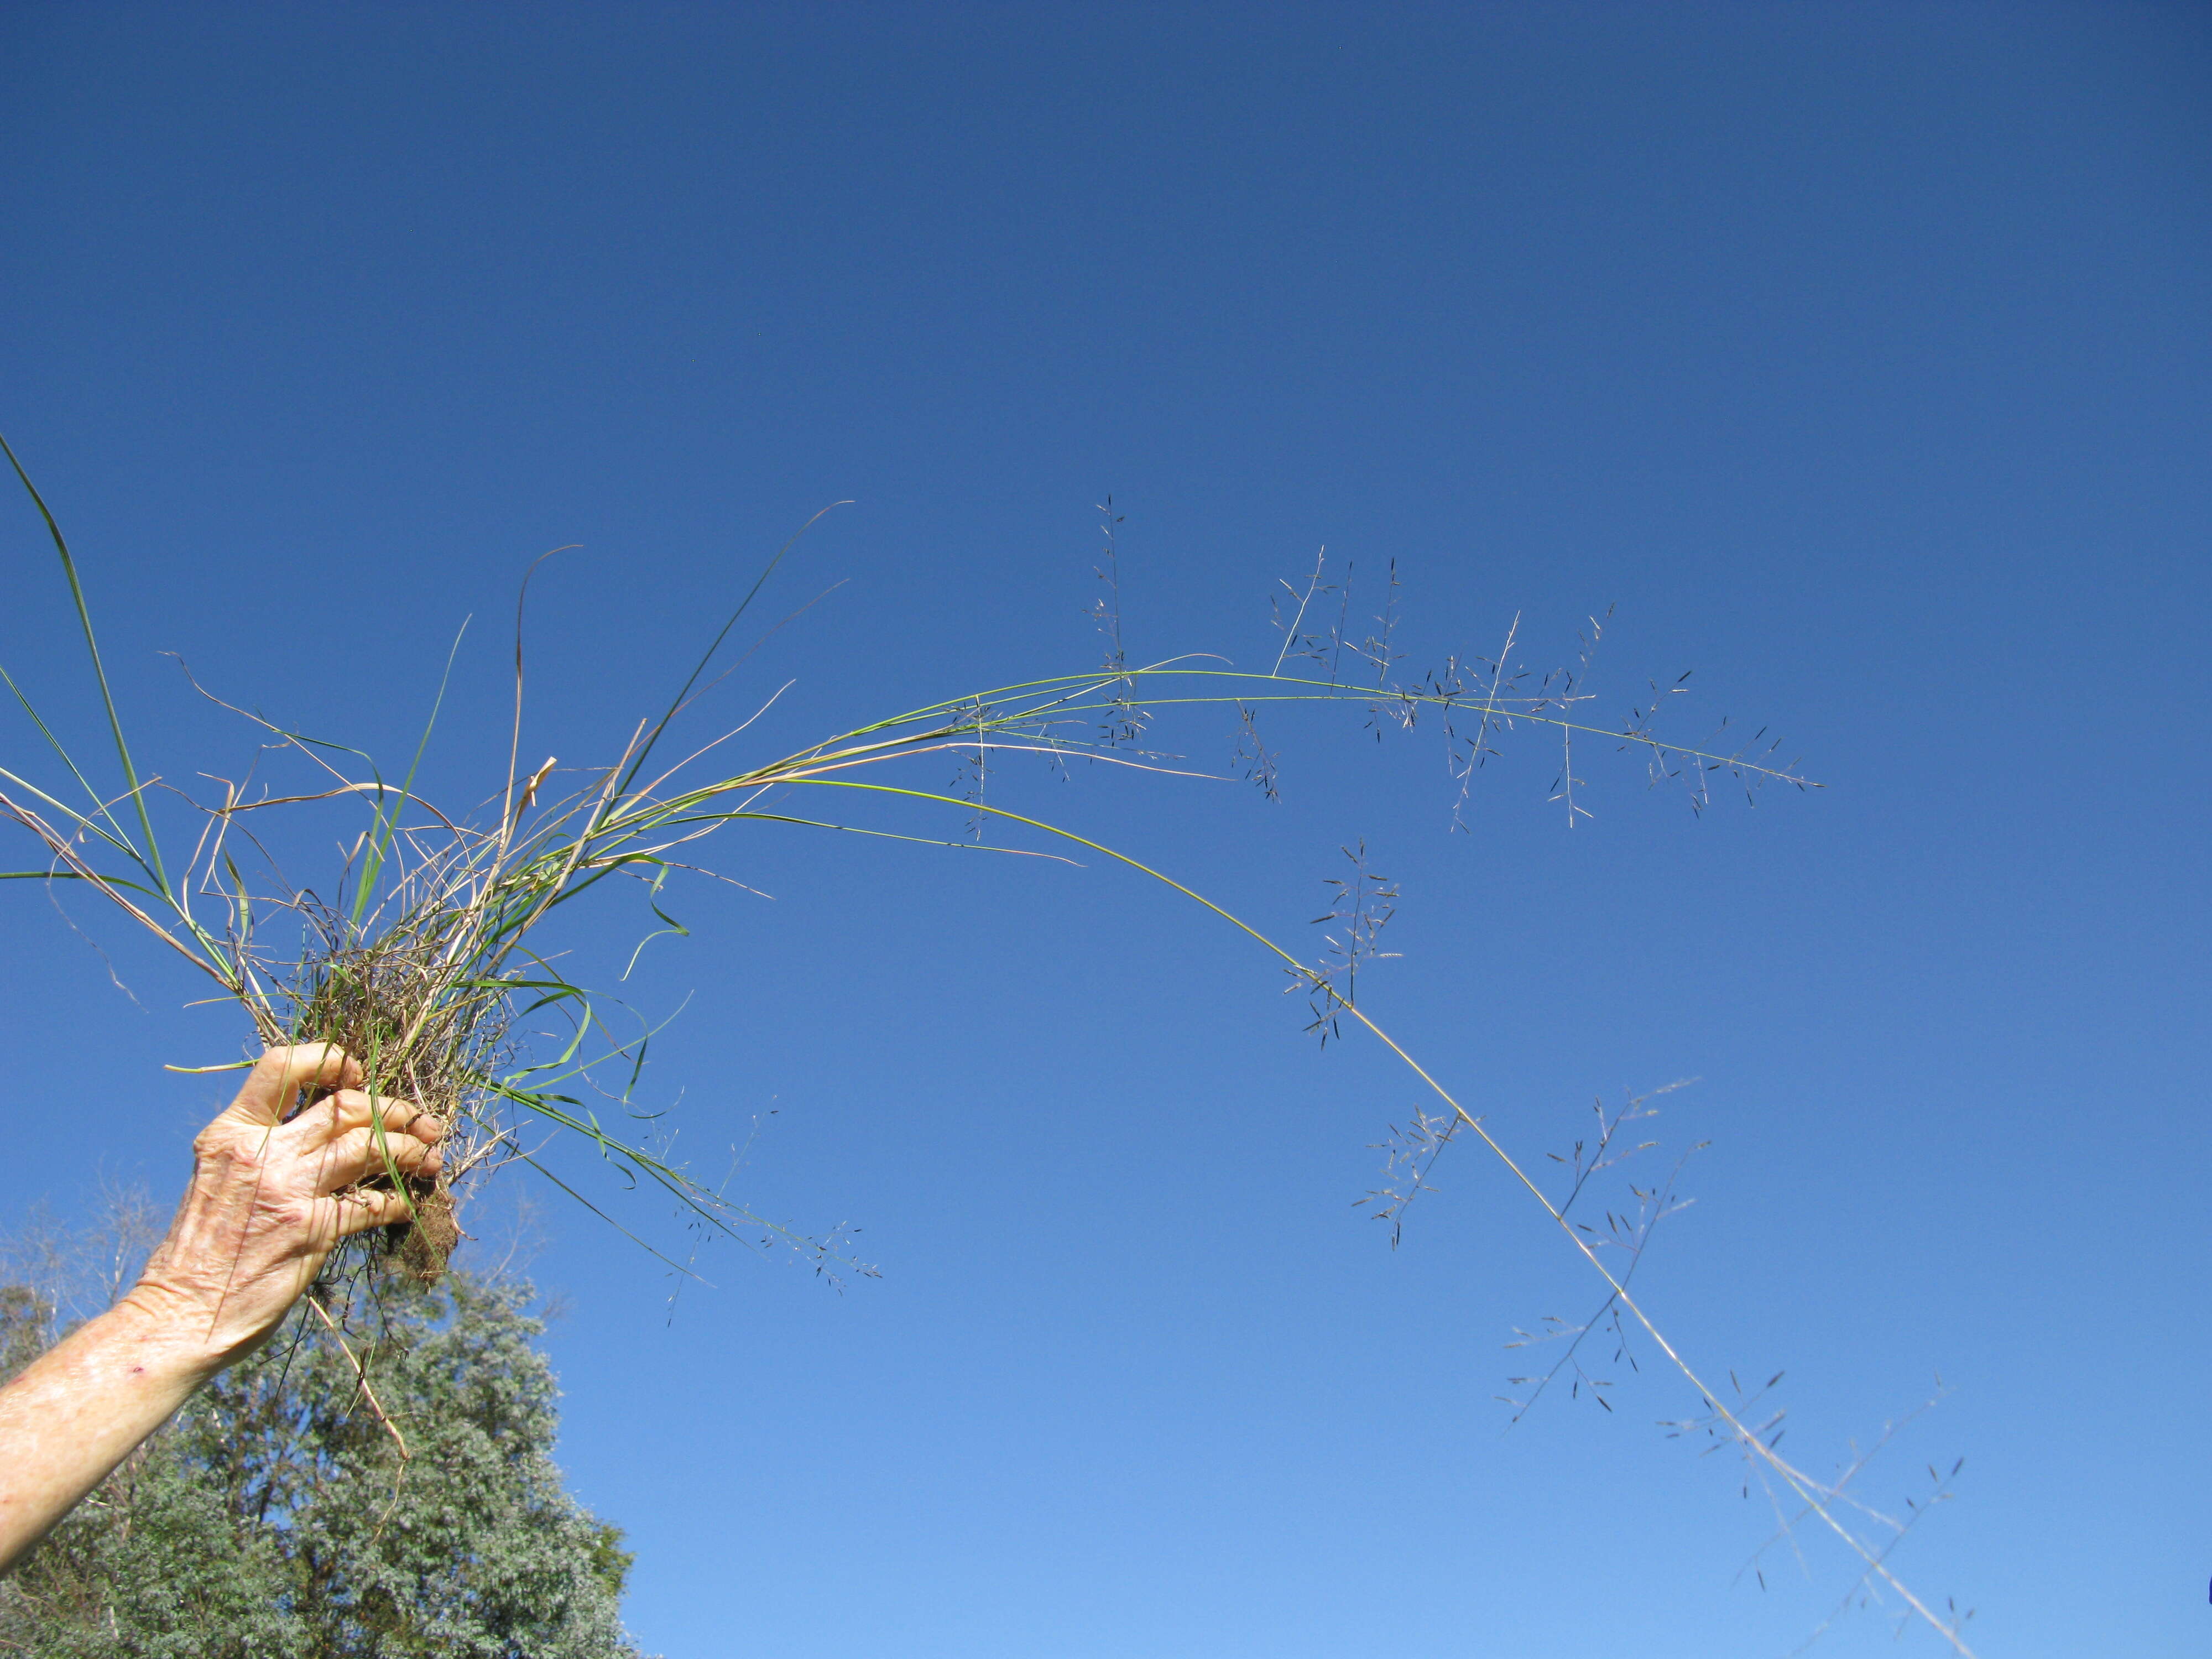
[0,1269,650,1659]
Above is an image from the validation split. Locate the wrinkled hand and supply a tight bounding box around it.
[123,1045,444,1370]
[0,1047,444,1568]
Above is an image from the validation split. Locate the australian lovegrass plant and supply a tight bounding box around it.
[0,442,1974,1651]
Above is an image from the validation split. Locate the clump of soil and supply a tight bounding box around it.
[393,1180,463,1285]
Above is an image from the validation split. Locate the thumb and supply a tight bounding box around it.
[223,1044,363,1127]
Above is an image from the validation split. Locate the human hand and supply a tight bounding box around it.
[0,1046,442,1567]
[122,1045,444,1374]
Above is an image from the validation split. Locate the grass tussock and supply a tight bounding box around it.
[0,449,1980,1653]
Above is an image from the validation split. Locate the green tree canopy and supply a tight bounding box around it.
[0,1268,650,1659]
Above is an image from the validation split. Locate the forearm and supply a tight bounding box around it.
[0,1298,214,1571]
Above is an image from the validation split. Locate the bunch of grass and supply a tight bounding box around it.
[1,444,1978,1652]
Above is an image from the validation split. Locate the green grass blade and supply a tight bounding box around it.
[352,618,469,929]
[0,432,169,896]
[613,501,849,801]
[0,653,154,871]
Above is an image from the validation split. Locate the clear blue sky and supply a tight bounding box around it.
[3,4,2207,1655]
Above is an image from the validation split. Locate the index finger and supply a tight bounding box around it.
[289,1088,446,1147]
[221,1044,363,1128]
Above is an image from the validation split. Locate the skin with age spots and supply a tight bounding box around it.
[0,1045,442,1571]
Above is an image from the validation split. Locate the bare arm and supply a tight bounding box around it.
[0,1045,442,1571]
